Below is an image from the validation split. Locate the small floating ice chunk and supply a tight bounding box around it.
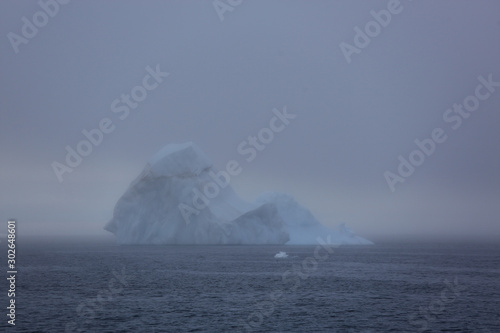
[274,251,288,259]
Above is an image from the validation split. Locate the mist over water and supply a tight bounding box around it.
[0,0,499,240]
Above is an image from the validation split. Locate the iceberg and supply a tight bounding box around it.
[105,142,372,245]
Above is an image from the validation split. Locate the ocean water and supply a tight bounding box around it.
[2,240,499,332]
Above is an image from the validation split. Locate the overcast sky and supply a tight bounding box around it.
[1,0,499,241]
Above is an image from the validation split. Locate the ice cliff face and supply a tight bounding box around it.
[105,142,372,245]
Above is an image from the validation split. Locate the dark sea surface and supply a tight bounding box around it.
[1,239,499,332]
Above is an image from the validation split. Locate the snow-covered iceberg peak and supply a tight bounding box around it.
[148,142,212,177]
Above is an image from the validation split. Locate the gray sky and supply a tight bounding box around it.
[1,0,499,240]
